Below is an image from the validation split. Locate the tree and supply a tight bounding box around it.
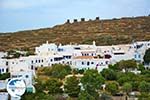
[101,69,117,80]
[141,70,150,77]
[138,63,145,72]
[131,81,139,91]
[143,48,150,64]
[78,90,95,100]
[22,92,55,100]
[49,64,72,79]
[117,72,130,86]
[45,78,63,94]
[138,81,150,93]
[81,69,105,99]
[106,81,119,95]
[108,64,119,71]
[123,82,132,95]
[34,78,46,93]
[117,72,137,86]
[0,73,10,80]
[23,78,58,100]
[138,93,150,100]
[64,76,80,97]
[118,60,137,72]
[72,69,85,74]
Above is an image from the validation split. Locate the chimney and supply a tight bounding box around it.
[81,18,85,22]
[46,41,48,44]
[74,19,78,23]
[95,17,100,21]
[93,41,96,46]
[66,19,70,23]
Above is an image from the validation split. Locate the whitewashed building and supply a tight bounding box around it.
[0,59,8,74]
[71,56,110,72]
[0,40,150,75]
[35,41,58,55]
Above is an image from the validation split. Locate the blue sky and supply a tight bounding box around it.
[0,0,149,32]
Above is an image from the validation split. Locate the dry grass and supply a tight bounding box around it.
[0,16,150,51]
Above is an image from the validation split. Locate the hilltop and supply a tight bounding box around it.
[0,16,150,51]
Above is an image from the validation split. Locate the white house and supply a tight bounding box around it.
[8,58,31,73]
[71,56,110,72]
[132,41,150,63]
[35,41,58,55]
[0,40,150,75]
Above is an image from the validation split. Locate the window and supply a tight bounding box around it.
[2,69,4,72]
[67,62,69,64]
[31,65,34,70]
[82,62,84,65]
[35,67,38,70]
[31,60,33,64]
[106,61,109,64]
[66,56,68,59]
[74,47,80,50]
[68,56,71,59]
[134,55,137,58]
[105,54,112,59]
[58,48,63,52]
[114,53,125,55]
[6,68,8,72]
[138,55,141,58]
[18,75,22,77]
[41,60,44,63]
[87,62,90,66]
[12,75,17,78]
[25,75,29,78]
[6,61,8,66]
[91,62,94,64]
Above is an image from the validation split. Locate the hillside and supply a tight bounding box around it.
[0,16,150,51]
